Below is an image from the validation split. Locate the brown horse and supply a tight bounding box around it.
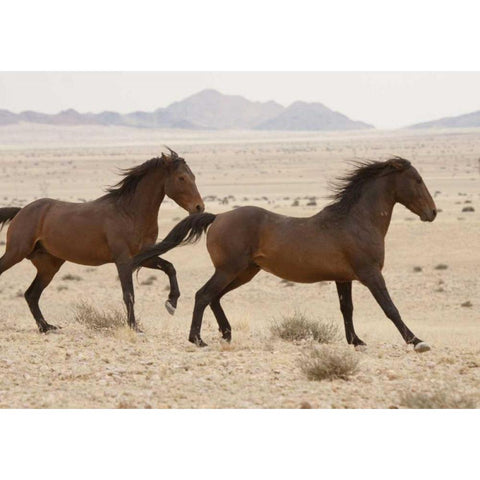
[0,149,204,332]
[132,157,437,352]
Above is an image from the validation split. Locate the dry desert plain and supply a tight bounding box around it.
[0,124,478,408]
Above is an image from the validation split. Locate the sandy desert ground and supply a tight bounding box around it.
[0,124,478,408]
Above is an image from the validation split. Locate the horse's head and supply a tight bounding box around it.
[389,157,437,222]
[163,148,204,214]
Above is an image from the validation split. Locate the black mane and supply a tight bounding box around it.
[104,154,184,201]
[327,157,411,214]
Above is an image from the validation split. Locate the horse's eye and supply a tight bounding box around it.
[416,179,422,184]
[179,176,185,182]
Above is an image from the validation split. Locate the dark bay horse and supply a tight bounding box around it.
[0,149,204,332]
[133,157,437,352]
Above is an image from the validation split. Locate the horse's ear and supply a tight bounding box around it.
[164,146,178,159]
[388,157,411,171]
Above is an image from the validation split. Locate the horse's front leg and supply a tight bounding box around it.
[116,261,140,332]
[139,256,179,315]
[335,281,366,348]
[357,268,430,352]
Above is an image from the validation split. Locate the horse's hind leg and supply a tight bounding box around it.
[210,264,260,342]
[335,281,366,348]
[358,269,430,352]
[139,256,179,315]
[190,269,241,346]
[26,251,65,332]
[0,239,35,275]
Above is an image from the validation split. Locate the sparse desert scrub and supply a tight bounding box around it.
[400,390,477,409]
[73,300,127,331]
[271,312,338,343]
[300,346,359,381]
[0,128,478,408]
[62,273,83,281]
[140,275,157,286]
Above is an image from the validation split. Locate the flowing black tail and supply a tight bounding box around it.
[132,212,217,270]
[0,207,21,231]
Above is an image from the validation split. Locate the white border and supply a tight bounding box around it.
[1,1,478,478]
[2,1,480,70]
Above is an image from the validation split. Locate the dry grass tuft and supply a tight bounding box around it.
[62,273,83,281]
[271,312,338,344]
[232,317,251,333]
[73,300,127,332]
[300,346,359,381]
[113,326,139,343]
[401,390,477,409]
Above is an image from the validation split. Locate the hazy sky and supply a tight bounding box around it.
[1,72,480,129]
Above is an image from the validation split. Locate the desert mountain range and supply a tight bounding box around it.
[409,110,480,129]
[2,89,480,130]
[0,89,373,131]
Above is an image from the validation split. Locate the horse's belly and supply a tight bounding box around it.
[254,248,356,283]
[41,221,114,266]
[41,235,113,265]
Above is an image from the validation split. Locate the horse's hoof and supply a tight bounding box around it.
[189,336,208,347]
[39,324,60,334]
[222,331,232,342]
[414,342,431,353]
[165,300,176,316]
[354,344,367,352]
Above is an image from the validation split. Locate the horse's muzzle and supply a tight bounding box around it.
[420,208,437,222]
[189,203,205,214]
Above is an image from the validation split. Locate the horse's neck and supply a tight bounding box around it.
[125,171,166,224]
[351,177,396,237]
